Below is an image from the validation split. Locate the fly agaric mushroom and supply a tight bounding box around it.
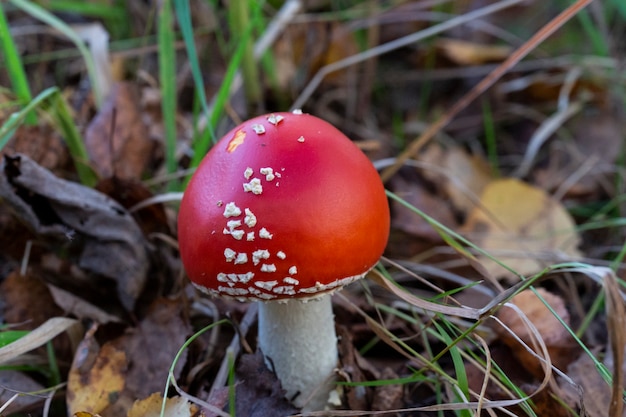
[178,111,389,410]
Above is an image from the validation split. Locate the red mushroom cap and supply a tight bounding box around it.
[178,112,390,301]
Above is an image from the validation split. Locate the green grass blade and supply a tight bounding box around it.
[188,26,251,170]
[431,319,471,417]
[161,319,229,417]
[43,0,126,19]
[0,3,35,125]
[9,0,104,108]
[173,0,216,145]
[48,90,98,186]
[229,0,261,108]
[0,87,58,149]
[158,0,178,181]
[0,330,29,348]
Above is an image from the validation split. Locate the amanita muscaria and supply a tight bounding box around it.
[178,111,390,410]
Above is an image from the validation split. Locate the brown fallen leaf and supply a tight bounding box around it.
[0,154,148,311]
[84,82,156,180]
[462,178,581,281]
[0,124,71,174]
[0,270,63,328]
[495,288,577,378]
[566,352,616,417]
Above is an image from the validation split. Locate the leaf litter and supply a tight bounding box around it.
[1,1,626,416]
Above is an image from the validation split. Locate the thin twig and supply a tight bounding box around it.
[380,0,596,183]
[291,0,526,110]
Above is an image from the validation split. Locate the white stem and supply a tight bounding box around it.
[257,295,338,411]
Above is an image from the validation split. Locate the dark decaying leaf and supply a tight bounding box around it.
[0,154,148,311]
[84,82,156,180]
[233,351,299,417]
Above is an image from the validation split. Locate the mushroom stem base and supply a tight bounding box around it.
[257,295,338,411]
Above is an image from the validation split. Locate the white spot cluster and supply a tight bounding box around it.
[223,219,245,240]
[212,166,311,301]
[292,109,303,115]
[260,167,275,181]
[297,136,305,143]
[217,271,255,284]
[252,249,270,265]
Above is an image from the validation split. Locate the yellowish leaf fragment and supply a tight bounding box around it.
[67,341,126,415]
[127,393,193,417]
[436,38,513,65]
[462,178,581,280]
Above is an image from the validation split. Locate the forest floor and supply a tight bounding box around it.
[1,1,625,416]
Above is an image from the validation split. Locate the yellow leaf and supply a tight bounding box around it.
[67,339,127,415]
[127,393,192,417]
[462,178,581,281]
[437,38,512,65]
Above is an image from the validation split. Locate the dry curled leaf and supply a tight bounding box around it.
[462,178,581,281]
[0,154,148,311]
